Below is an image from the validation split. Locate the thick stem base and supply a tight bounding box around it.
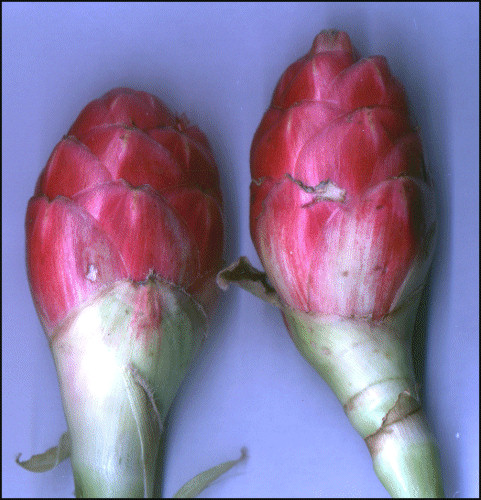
[365,397,444,497]
[283,304,443,498]
[50,278,207,498]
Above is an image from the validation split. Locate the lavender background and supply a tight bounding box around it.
[2,3,479,498]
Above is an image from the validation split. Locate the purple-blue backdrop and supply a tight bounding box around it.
[3,3,479,498]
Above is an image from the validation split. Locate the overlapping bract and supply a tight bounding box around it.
[250,30,435,319]
[27,88,224,335]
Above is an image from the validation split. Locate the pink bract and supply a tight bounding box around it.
[250,30,435,320]
[26,87,224,334]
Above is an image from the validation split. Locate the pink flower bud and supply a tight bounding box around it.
[250,30,435,320]
[225,30,444,497]
[26,87,224,336]
[22,88,226,497]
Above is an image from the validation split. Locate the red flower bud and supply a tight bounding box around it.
[26,87,224,335]
[217,30,443,497]
[250,30,435,320]
[22,88,226,497]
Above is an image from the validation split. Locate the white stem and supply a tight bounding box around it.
[282,300,444,497]
[49,278,207,498]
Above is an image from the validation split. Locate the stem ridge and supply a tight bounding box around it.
[123,364,164,498]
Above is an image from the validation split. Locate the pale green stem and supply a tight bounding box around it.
[17,433,247,498]
[49,278,207,497]
[18,277,247,498]
[217,257,444,497]
[283,303,444,498]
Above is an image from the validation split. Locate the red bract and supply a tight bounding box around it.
[250,30,434,320]
[26,87,223,335]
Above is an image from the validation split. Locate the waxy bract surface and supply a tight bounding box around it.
[26,88,224,336]
[250,31,435,320]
